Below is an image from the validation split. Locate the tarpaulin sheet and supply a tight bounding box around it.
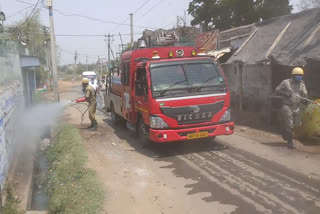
[228,8,320,66]
[196,30,219,52]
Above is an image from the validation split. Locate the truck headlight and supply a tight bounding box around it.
[219,108,231,122]
[150,115,169,129]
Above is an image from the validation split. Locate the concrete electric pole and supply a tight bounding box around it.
[107,34,111,66]
[74,50,78,76]
[47,0,60,102]
[86,55,88,71]
[43,26,52,91]
[130,13,133,47]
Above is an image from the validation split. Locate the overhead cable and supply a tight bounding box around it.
[112,0,152,31]
[16,0,158,30]
[6,5,33,20]
[19,0,41,26]
[55,33,142,37]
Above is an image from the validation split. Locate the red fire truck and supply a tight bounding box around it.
[105,45,234,145]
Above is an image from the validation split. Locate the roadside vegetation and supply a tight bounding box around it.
[47,125,104,214]
[2,184,24,214]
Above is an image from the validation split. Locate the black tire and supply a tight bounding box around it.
[209,136,216,142]
[137,118,151,146]
[110,103,119,124]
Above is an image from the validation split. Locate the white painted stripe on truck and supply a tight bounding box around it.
[156,93,226,102]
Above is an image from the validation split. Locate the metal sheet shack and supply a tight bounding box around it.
[221,8,320,123]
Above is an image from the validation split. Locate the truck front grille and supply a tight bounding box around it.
[161,101,224,125]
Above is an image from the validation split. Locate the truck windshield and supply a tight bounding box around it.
[150,62,226,98]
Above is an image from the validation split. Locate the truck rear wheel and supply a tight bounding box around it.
[110,103,120,124]
[137,118,151,146]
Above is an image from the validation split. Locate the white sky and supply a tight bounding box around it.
[0,0,301,65]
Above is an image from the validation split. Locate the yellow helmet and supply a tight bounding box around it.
[82,78,89,84]
[292,67,304,75]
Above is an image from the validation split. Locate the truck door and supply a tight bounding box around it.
[134,66,149,123]
[121,61,131,121]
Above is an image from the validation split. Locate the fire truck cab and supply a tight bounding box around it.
[105,46,234,145]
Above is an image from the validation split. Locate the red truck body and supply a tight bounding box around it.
[105,46,234,143]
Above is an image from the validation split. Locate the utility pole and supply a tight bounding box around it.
[43,26,52,91]
[86,55,88,71]
[177,16,179,28]
[47,0,60,102]
[74,50,78,76]
[45,43,52,90]
[107,34,111,66]
[119,32,124,52]
[130,13,133,47]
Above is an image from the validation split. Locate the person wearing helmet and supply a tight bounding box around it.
[81,78,97,131]
[275,67,308,149]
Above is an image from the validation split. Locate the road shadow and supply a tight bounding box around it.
[261,142,288,148]
[297,137,320,146]
[102,117,228,159]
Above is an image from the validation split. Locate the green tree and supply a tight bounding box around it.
[188,0,293,30]
[8,10,47,63]
[7,10,62,85]
[256,0,293,20]
[8,9,61,65]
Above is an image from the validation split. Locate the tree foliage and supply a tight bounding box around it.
[8,10,61,65]
[8,10,47,63]
[188,0,293,30]
[298,0,320,9]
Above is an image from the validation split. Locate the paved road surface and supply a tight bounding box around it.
[62,83,320,214]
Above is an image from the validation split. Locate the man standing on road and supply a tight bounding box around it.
[275,67,308,149]
[80,78,98,131]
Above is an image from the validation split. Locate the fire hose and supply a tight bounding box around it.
[69,103,89,126]
[290,94,320,106]
[69,97,106,127]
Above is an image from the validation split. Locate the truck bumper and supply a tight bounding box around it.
[149,122,234,143]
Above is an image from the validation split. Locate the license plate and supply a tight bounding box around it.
[187,132,209,140]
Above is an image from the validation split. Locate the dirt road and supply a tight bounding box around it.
[62,83,320,214]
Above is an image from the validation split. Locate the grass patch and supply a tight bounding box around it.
[58,72,76,81]
[47,125,104,214]
[1,184,24,214]
[32,90,52,104]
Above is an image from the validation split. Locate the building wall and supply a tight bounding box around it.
[222,63,240,107]
[222,63,272,120]
[242,64,272,114]
[0,41,24,187]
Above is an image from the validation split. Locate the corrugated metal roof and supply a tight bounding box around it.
[20,55,40,68]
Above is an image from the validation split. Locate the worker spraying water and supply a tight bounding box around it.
[275,67,308,149]
[76,78,97,131]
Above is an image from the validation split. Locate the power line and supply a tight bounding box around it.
[19,0,41,26]
[139,0,163,18]
[6,5,33,20]
[15,0,158,30]
[60,48,108,56]
[53,8,157,30]
[133,0,153,14]
[112,0,152,31]
[55,33,143,37]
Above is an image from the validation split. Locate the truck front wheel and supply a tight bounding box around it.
[137,118,151,146]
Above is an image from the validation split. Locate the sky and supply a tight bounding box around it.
[1,0,301,65]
